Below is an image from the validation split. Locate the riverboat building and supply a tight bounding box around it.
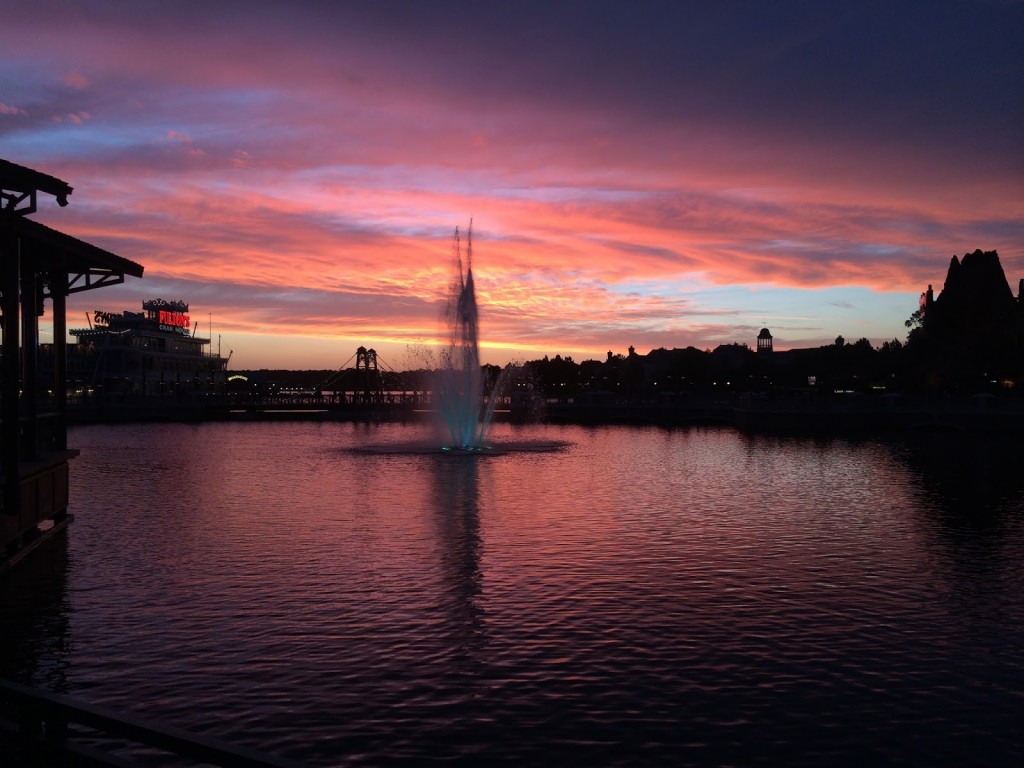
[65,299,228,396]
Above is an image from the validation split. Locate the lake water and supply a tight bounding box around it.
[2,421,1023,766]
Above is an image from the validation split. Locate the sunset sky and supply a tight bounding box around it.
[2,1,1021,370]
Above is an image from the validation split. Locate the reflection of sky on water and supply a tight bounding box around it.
[1,421,1020,765]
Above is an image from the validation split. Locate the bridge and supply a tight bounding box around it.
[65,345,444,422]
[224,345,434,417]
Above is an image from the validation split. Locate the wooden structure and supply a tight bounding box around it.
[1,158,143,568]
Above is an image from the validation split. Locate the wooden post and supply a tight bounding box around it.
[2,220,21,516]
[51,262,68,451]
[20,264,38,460]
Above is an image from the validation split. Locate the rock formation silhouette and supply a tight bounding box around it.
[910,249,1024,388]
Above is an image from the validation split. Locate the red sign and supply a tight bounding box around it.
[158,310,190,329]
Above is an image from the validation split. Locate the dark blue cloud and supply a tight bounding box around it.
[291,0,1024,157]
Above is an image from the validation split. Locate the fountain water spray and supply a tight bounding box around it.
[434,222,505,450]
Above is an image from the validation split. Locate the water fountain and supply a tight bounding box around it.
[353,223,566,456]
[434,222,505,451]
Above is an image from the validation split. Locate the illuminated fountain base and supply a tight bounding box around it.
[352,438,570,456]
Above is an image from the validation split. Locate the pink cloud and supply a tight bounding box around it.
[50,111,90,124]
[41,149,1019,366]
[64,71,88,89]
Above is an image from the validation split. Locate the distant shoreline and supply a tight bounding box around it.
[63,390,1024,435]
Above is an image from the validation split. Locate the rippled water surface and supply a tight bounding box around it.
[3,421,1023,765]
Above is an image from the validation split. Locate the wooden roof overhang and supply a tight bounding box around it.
[0,158,74,215]
[11,216,144,296]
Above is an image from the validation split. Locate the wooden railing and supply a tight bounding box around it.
[0,679,310,767]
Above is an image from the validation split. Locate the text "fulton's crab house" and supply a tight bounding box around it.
[149,299,190,332]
